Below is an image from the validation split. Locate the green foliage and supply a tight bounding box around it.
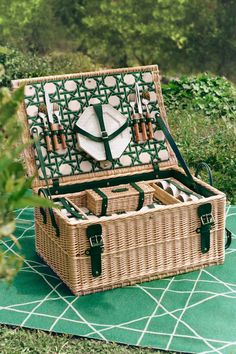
[163,74,236,119]
[0,47,97,87]
[1,0,236,81]
[0,79,55,281]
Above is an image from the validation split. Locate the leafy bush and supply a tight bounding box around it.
[163,74,236,119]
[0,47,98,87]
[0,66,55,281]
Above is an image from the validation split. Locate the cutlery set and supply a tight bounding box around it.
[38,82,153,155]
[38,87,67,152]
[129,83,154,143]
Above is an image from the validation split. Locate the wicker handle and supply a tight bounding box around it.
[111,187,129,193]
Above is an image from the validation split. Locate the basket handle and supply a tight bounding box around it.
[195,162,213,186]
[225,228,232,249]
[111,187,129,193]
[195,163,232,249]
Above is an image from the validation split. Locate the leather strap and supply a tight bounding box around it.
[196,203,214,253]
[131,182,145,210]
[57,197,84,219]
[74,120,128,143]
[94,188,108,216]
[38,188,60,237]
[155,115,197,190]
[94,104,112,161]
[85,224,104,277]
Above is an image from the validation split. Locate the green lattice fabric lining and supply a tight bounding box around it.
[24,70,170,180]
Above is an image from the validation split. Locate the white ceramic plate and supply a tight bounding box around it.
[75,104,131,161]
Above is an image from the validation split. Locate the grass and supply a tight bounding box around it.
[0,326,176,354]
[168,110,236,204]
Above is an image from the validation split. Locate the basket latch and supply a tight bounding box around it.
[52,178,60,194]
[85,224,104,277]
[196,203,215,253]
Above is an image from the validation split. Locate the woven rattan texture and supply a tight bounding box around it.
[34,172,226,296]
[23,67,170,181]
[87,182,154,215]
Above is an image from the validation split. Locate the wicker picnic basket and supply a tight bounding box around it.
[13,65,228,296]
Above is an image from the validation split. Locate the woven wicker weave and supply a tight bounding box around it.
[13,65,226,296]
[87,182,154,216]
[34,171,225,295]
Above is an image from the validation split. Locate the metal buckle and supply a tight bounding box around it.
[200,213,214,226]
[89,235,104,248]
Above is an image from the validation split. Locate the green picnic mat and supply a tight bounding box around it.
[0,206,235,354]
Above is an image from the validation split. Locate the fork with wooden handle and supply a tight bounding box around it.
[142,90,154,140]
[128,93,141,142]
[53,103,67,150]
[38,104,52,152]
[44,89,60,151]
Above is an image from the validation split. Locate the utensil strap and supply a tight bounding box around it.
[131,182,145,210]
[74,121,128,143]
[155,115,197,190]
[93,104,112,161]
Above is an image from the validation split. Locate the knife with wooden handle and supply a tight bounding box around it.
[44,89,60,151]
[53,103,67,150]
[39,112,52,152]
[128,93,141,142]
[135,83,147,142]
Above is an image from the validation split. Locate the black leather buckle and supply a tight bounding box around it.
[85,224,104,277]
[196,204,214,253]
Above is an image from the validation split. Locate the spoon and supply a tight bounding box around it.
[38,103,52,152]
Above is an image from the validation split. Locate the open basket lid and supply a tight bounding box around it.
[12,65,177,189]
